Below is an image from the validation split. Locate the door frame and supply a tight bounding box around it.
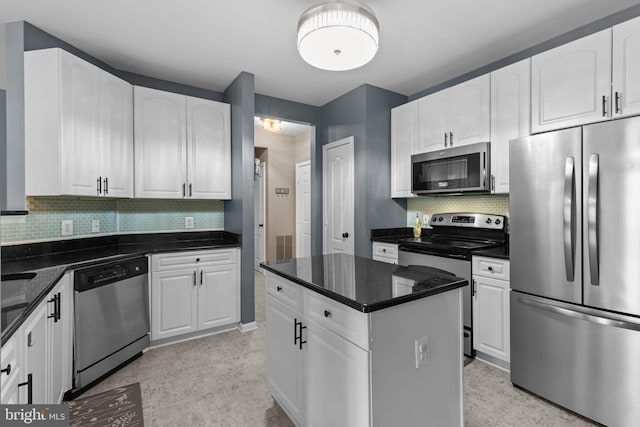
[322,136,355,255]
[254,160,266,272]
[296,160,311,258]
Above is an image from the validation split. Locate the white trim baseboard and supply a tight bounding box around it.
[238,321,258,333]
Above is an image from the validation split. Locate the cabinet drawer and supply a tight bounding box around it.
[373,243,398,262]
[152,249,237,271]
[304,290,369,350]
[472,256,510,280]
[266,274,303,313]
[0,334,21,400]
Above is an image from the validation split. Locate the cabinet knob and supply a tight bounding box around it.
[382,248,386,252]
[0,364,10,376]
[487,266,494,272]
[324,310,331,318]
[276,286,283,292]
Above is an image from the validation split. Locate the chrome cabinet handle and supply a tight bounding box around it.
[444,132,448,147]
[615,92,621,114]
[602,95,607,117]
[563,157,576,282]
[450,131,453,146]
[587,154,599,285]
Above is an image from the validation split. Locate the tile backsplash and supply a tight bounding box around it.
[1,197,225,244]
[407,194,509,226]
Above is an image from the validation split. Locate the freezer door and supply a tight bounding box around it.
[583,117,640,316]
[509,128,582,303]
[511,292,640,427]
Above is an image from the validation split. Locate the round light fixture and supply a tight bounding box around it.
[297,1,379,71]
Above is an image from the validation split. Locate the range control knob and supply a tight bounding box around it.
[438,216,444,222]
[432,215,438,222]
[485,218,492,224]
[495,219,501,225]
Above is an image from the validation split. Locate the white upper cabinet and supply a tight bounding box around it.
[490,59,531,194]
[134,86,231,199]
[25,48,133,197]
[613,16,640,119]
[531,28,612,133]
[450,74,491,146]
[390,100,417,198]
[417,75,490,152]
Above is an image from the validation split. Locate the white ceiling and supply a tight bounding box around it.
[1,0,638,106]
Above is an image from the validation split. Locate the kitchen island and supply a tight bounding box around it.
[261,253,467,427]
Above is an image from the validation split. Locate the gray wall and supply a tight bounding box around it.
[317,85,406,257]
[224,72,256,325]
[0,90,6,211]
[409,3,640,101]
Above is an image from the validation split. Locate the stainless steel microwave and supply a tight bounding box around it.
[411,142,491,194]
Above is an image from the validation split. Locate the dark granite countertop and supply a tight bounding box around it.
[472,245,510,260]
[260,253,467,313]
[1,231,241,344]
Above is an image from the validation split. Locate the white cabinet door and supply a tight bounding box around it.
[59,50,102,196]
[266,295,304,425]
[304,319,370,427]
[0,332,22,404]
[532,28,612,133]
[134,86,187,198]
[473,275,510,363]
[21,303,48,404]
[417,90,450,152]
[100,72,133,197]
[48,275,71,404]
[390,101,418,198]
[490,59,531,194]
[450,74,490,147]
[151,268,198,340]
[613,16,640,119]
[187,97,231,199]
[197,263,239,330]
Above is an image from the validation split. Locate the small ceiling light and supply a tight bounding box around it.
[297,1,379,71]
[261,118,282,132]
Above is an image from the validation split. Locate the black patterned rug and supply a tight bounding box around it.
[67,383,144,427]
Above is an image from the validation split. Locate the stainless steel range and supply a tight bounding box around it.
[397,213,507,357]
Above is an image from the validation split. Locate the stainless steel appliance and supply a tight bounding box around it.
[397,213,506,356]
[73,256,150,390]
[411,142,491,194]
[510,117,640,427]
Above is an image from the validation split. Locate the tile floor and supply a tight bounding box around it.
[76,272,598,426]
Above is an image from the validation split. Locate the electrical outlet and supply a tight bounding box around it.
[61,220,73,236]
[414,336,429,369]
[423,213,430,225]
[91,219,100,233]
[185,217,194,229]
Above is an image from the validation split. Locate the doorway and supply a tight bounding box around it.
[254,159,265,272]
[254,117,312,263]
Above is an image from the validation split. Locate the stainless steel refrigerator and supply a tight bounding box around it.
[510,116,640,427]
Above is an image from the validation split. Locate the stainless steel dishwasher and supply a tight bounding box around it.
[73,256,150,390]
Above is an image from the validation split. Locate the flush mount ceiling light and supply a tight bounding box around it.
[261,118,282,132]
[297,1,379,71]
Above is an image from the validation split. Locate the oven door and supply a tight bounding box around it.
[411,142,490,194]
[398,250,473,357]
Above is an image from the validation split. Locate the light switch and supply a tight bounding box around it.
[414,336,429,369]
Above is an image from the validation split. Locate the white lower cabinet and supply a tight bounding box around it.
[372,242,398,264]
[150,249,240,341]
[1,273,72,404]
[472,256,510,366]
[266,272,464,427]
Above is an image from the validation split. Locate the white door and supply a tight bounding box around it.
[323,137,354,255]
[450,74,491,147]
[99,71,133,197]
[390,101,418,198]
[531,28,612,133]
[59,50,101,196]
[613,16,640,119]
[417,90,450,152]
[151,269,198,340]
[266,296,304,425]
[254,161,266,271]
[48,280,68,403]
[197,264,239,330]
[490,58,531,194]
[473,275,510,362]
[187,97,231,199]
[134,86,187,198]
[296,161,312,258]
[21,303,48,404]
[304,320,370,427]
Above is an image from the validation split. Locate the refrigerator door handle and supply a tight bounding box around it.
[587,154,600,285]
[563,157,576,282]
[517,295,640,332]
